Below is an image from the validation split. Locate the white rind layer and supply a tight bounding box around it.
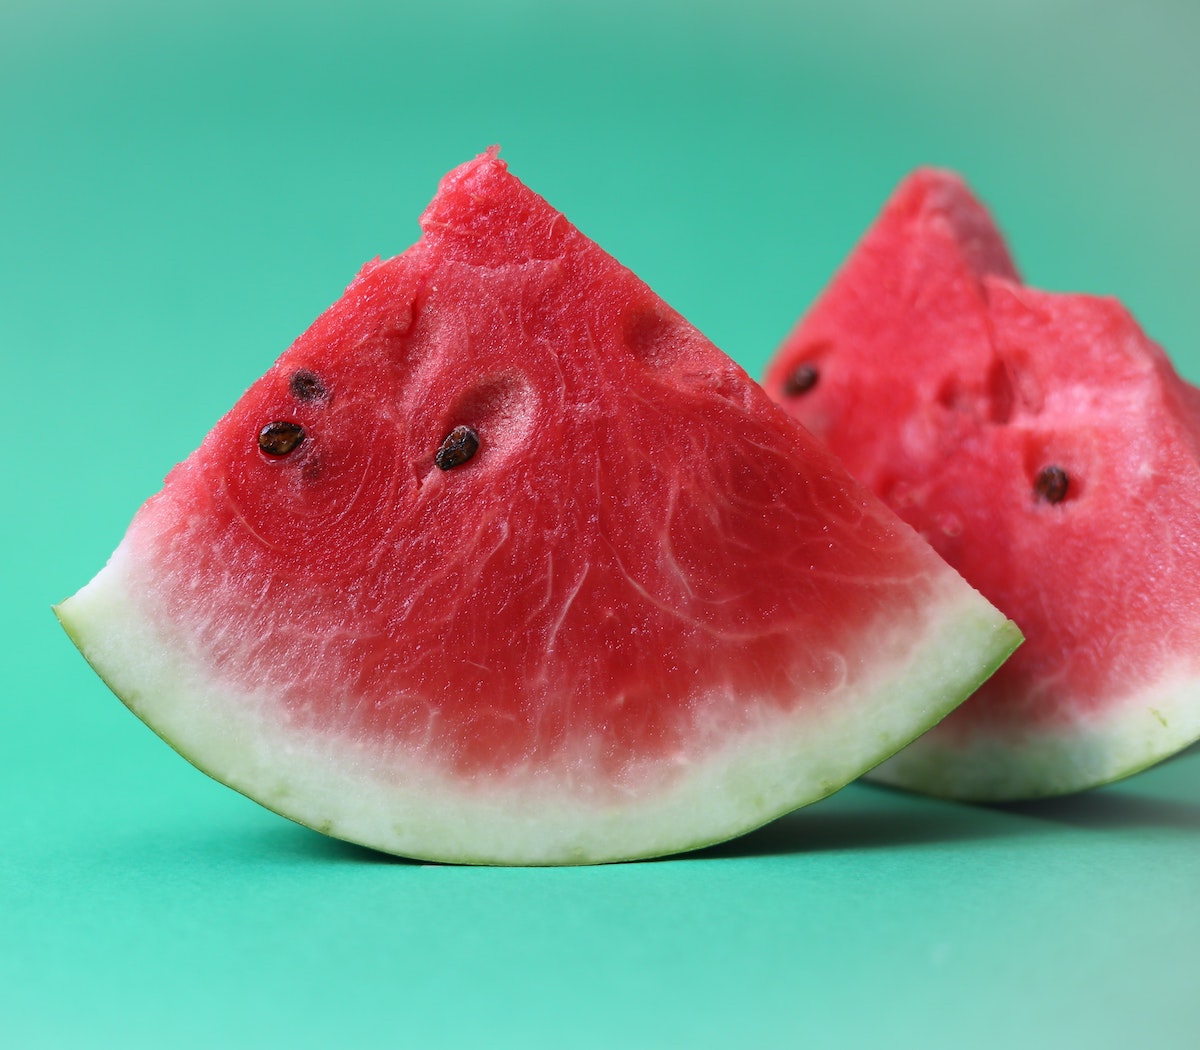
[868,673,1200,801]
[56,539,1019,865]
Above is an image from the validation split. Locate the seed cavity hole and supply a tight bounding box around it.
[1034,465,1070,504]
[259,421,305,457]
[623,304,687,369]
[934,360,1013,423]
[435,425,480,471]
[290,369,328,403]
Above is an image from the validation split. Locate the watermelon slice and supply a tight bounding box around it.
[764,168,1200,800]
[56,152,1018,864]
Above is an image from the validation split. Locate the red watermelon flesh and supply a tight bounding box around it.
[764,168,1200,800]
[56,152,1017,863]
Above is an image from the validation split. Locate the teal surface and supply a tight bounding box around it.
[5,1,1200,1046]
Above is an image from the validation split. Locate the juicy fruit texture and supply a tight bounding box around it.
[57,153,1018,863]
[765,168,1200,800]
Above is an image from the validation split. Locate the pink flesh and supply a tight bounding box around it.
[126,153,947,778]
[766,168,1200,735]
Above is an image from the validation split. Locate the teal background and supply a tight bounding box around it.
[5,1,1200,1046]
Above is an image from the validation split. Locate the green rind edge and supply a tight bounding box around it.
[869,671,1200,802]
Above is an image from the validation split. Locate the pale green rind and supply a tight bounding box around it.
[868,676,1200,801]
[56,540,1019,865]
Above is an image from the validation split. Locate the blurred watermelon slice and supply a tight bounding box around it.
[765,168,1200,800]
[56,153,1017,863]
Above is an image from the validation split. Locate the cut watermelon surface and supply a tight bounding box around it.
[765,168,1200,800]
[57,152,1018,863]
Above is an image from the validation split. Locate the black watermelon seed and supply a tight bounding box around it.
[259,421,305,456]
[1034,465,1069,504]
[435,425,480,471]
[784,362,820,396]
[290,369,327,402]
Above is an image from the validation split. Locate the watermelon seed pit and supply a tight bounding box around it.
[435,425,480,470]
[784,363,820,396]
[1034,464,1069,504]
[290,369,328,403]
[258,421,305,457]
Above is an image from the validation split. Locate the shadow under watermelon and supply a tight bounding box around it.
[690,774,1200,860]
[689,784,1016,860]
[988,789,1200,833]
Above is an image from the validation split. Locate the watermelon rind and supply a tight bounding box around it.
[868,677,1200,801]
[56,542,1019,865]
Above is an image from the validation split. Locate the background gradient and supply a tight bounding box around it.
[5,2,1200,1046]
